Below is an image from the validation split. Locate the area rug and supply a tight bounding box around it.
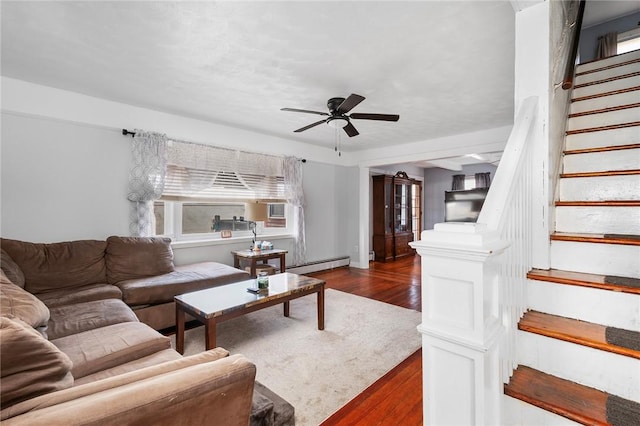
[170,289,422,425]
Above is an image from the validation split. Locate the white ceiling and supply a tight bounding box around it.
[1,1,638,168]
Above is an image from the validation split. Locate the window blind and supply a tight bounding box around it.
[161,140,287,202]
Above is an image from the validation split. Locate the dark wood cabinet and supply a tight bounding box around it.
[372,172,418,262]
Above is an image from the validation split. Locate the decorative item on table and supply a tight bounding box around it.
[257,271,269,291]
[260,241,273,250]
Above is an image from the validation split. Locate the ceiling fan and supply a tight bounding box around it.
[281,94,399,137]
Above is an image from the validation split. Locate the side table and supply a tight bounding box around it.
[232,248,288,278]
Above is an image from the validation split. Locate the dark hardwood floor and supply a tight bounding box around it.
[308,255,423,426]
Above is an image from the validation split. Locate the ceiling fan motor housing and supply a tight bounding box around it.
[327,97,346,113]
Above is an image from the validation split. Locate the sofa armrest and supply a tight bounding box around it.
[1,348,230,421]
[2,353,255,426]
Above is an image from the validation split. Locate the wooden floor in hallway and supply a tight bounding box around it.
[309,255,423,426]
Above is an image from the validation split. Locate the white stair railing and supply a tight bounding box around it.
[477,96,538,383]
[411,96,539,425]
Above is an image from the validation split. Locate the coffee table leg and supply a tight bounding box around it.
[176,306,185,354]
[283,301,290,317]
[205,318,217,350]
[318,287,325,330]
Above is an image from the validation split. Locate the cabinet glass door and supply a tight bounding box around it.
[384,179,392,234]
[394,182,412,232]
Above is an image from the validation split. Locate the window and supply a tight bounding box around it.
[464,175,476,190]
[618,28,640,55]
[155,201,289,240]
[152,140,292,241]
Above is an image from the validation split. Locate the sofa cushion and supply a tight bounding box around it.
[0,249,25,288]
[36,283,122,308]
[47,299,138,340]
[0,271,50,330]
[51,322,171,379]
[0,238,107,294]
[105,236,175,284]
[117,262,249,306]
[0,317,74,408]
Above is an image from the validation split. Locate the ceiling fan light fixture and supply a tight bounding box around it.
[326,117,348,129]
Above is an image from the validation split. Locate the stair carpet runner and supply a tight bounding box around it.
[504,49,640,425]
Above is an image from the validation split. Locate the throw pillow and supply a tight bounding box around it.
[105,236,175,284]
[0,249,25,288]
[0,270,50,330]
[0,316,73,408]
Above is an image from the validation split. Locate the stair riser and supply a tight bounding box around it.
[503,396,581,426]
[549,240,640,278]
[570,90,640,114]
[555,207,640,234]
[558,175,640,201]
[517,331,640,401]
[575,63,640,86]
[567,106,640,131]
[527,279,640,329]
[572,74,640,99]
[563,148,640,173]
[565,125,640,151]
[577,50,640,73]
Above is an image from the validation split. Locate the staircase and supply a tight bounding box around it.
[504,50,640,424]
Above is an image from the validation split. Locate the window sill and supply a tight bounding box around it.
[170,233,294,249]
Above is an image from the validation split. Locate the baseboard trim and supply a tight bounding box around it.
[287,256,350,275]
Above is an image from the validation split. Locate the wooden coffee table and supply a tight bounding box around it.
[174,272,325,354]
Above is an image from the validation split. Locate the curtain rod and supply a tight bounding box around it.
[121,128,306,163]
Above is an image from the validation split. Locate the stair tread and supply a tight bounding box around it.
[564,143,640,155]
[560,169,640,178]
[528,268,640,294]
[569,102,640,118]
[556,200,640,207]
[551,232,640,246]
[505,365,640,425]
[566,120,640,135]
[572,85,640,103]
[519,310,640,358]
[576,57,640,77]
[574,71,640,89]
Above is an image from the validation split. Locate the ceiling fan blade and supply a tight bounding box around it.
[294,119,326,133]
[336,94,365,114]
[281,108,329,116]
[343,122,359,137]
[349,113,400,121]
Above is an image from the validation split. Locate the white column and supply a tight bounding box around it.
[411,223,508,425]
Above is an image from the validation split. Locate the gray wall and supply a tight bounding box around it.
[423,163,498,230]
[579,12,640,63]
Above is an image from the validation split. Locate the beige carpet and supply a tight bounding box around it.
[170,289,422,425]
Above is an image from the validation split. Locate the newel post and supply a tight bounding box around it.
[410,222,508,425]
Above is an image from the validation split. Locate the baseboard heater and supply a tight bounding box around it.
[287,256,350,275]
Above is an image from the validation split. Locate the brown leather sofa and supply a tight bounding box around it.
[0,236,250,330]
[0,237,295,425]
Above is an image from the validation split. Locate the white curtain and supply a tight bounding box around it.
[595,32,617,59]
[127,130,168,236]
[284,156,307,266]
